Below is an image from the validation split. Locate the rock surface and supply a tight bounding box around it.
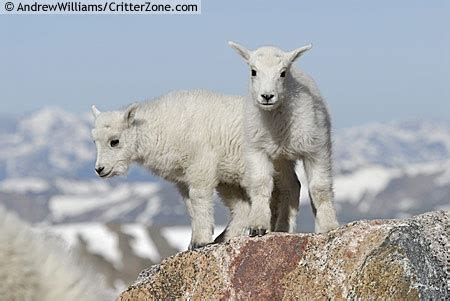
[118,211,449,300]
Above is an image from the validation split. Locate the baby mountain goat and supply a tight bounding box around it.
[91,90,300,249]
[229,42,339,235]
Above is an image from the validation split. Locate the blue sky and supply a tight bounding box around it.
[1,0,449,128]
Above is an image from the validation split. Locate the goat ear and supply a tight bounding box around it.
[91,105,101,119]
[287,44,312,63]
[228,41,251,62]
[124,103,138,127]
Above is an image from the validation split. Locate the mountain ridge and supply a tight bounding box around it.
[0,107,448,229]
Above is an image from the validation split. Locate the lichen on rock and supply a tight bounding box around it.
[118,211,449,300]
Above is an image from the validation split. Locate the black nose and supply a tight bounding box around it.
[261,94,274,101]
[95,166,104,174]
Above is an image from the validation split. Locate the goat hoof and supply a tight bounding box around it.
[189,243,207,250]
[249,227,267,237]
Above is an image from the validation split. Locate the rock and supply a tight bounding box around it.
[118,211,449,300]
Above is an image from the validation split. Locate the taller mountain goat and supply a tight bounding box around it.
[229,42,339,235]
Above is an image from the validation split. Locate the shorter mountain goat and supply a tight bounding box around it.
[229,42,339,234]
[91,90,299,249]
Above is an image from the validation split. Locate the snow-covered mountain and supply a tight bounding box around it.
[2,108,450,180]
[334,119,450,172]
[0,108,93,179]
[0,107,449,229]
[0,107,152,180]
[0,108,450,179]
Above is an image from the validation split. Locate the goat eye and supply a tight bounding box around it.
[110,139,119,147]
[280,71,286,78]
[251,69,257,77]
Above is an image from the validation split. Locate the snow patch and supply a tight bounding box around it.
[137,197,161,224]
[54,178,110,195]
[0,177,49,193]
[397,198,417,211]
[161,225,226,251]
[131,183,161,197]
[334,166,400,204]
[161,226,192,251]
[47,223,122,268]
[122,224,160,262]
[50,195,121,221]
[435,162,450,186]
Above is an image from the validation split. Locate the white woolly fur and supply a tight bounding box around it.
[229,41,339,233]
[91,90,298,248]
